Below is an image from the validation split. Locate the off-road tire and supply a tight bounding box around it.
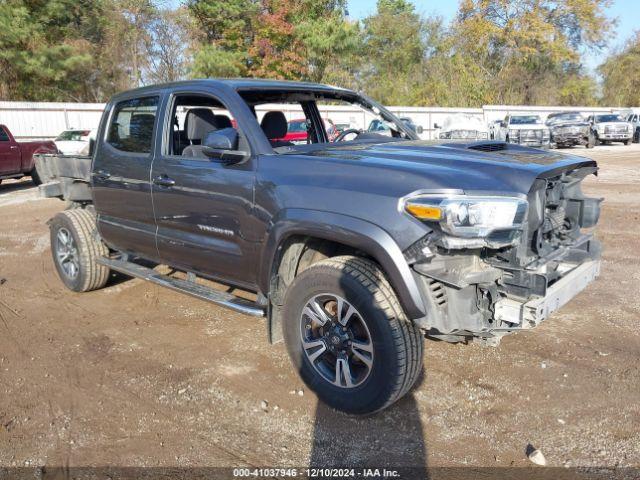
[30,168,42,186]
[282,255,423,415]
[49,209,110,292]
[634,128,640,143]
[624,139,631,146]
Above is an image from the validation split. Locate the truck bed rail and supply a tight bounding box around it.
[34,154,93,202]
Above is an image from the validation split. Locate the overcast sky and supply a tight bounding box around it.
[347,0,639,73]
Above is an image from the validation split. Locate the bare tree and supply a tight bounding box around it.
[143,8,191,84]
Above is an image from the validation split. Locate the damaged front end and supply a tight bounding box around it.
[402,162,602,343]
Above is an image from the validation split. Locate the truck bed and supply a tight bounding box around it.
[35,154,93,202]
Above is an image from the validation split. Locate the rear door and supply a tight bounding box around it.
[92,94,163,261]
[151,88,260,289]
[0,126,21,175]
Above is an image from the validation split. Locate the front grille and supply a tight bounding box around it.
[558,126,583,134]
[604,125,628,134]
[521,129,543,140]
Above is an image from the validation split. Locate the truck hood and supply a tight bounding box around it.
[301,140,596,194]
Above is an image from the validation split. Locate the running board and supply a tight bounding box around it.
[97,257,265,317]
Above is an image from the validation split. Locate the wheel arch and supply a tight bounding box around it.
[260,209,427,343]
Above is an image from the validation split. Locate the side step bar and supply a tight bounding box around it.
[97,257,265,317]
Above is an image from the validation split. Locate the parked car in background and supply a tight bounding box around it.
[276,118,339,144]
[587,114,633,145]
[0,124,57,185]
[622,109,640,143]
[495,115,550,148]
[435,114,489,140]
[399,117,424,135]
[54,129,96,155]
[368,117,423,136]
[545,112,594,149]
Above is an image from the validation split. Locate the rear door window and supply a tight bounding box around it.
[107,97,159,153]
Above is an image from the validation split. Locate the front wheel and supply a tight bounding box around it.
[586,133,595,148]
[624,139,631,145]
[49,209,110,292]
[282,256,423,415]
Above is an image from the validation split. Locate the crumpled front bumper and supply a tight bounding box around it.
[493,259,601,329]
[553,132,588,145]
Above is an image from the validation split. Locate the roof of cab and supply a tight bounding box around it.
[109,78,356,100]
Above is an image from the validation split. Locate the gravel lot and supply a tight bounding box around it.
[0,144,638,478]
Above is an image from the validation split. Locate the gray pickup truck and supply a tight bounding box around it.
[36,79,602,414]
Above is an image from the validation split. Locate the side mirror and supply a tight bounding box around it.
[416,125,424,134]
[433,123,441,129]
[202,128,248,163]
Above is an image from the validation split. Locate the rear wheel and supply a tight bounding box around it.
[634,128,640,143]
[282,256,423,415]
[594,133,601,146]
[49,209,110,292]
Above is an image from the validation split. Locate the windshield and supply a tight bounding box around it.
[55,130,89,141]
[238,88,416,153]
[547,113,584,124]
[595,114,624,122]
[510,116,542,125]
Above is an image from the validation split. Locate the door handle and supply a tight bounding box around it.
[153,175,175,187]
[10,146,18,150]
[94,169,111,180]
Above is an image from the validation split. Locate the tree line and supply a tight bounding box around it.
[0,0,637,107]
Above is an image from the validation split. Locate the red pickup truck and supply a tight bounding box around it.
[0,124,58,185]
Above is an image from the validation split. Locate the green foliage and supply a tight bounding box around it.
[599,32,640,107]
[0,0,94,100]
[360,0,425,105]
[452,0,610,105]
[0,0,628,107]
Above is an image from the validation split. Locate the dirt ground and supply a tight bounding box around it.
[0,144,638,478]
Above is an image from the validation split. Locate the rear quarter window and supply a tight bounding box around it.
[0,127,9,142]
[107,97,159,153]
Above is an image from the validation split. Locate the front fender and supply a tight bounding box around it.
[258,208,427,320]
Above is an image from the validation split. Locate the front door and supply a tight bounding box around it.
[0,126,21,175]
[151,90,259,289]
[92,94,161,260]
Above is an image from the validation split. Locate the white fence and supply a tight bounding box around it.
[0,100,622,141]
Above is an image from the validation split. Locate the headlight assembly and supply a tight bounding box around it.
[403,194,528,248]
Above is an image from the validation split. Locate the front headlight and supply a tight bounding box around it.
[403,195,528,248]
[508,129,520,138]
[439,132,451,139]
